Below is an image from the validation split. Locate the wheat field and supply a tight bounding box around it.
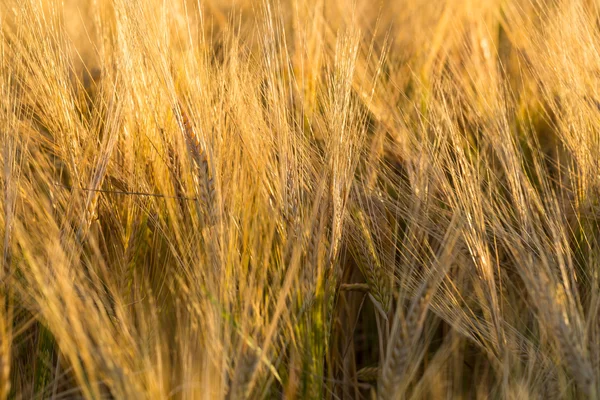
[1,0,600,398]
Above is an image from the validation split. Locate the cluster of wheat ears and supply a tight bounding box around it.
[1,0,600,398]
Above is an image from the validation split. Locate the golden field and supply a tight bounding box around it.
[1,0,600,398]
